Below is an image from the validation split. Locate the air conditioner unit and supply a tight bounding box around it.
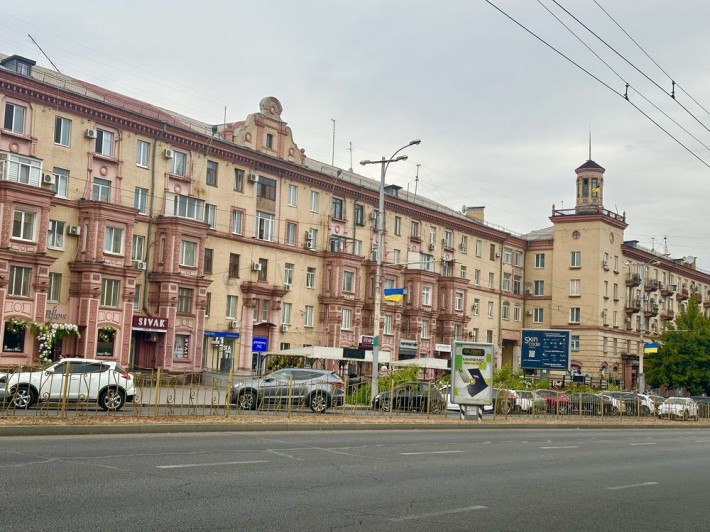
[525,289,532,295]
[369,211,377,221]
[134,260,147,271]
[42,174,56,185]
[229,320,239,329]
[467,330,475,338]
[163,149,174,159]
[248,173,259,183]
[284,283,292,292]
[458,243,465,251]
[428,243,435,251]
[251,262,262,271]
[280,324,289,333]
[67,225,81,236]
[305,240,315,251]
[525,311,533,316]
[495,251,501,258]
[85,128,97,139]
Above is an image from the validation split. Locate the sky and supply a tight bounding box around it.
[3,1,710,268]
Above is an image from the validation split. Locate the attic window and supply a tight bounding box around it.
[384,184,401,198]
[0,55,36,76]
[265,133,274,149]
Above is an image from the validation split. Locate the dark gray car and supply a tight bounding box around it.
[231,368,344,413]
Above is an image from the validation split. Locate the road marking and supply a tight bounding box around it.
[389,505,487,522]
[539,446,578,449]
[694,440,710,443]
[157,460,268,469]
[630,442,657,446]
[400,450,464,456]
[607,482,659,491]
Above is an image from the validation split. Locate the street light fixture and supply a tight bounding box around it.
[360,139,421,406]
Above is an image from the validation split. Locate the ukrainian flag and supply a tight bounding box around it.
[383,288,405,302]
[644,342,659,354]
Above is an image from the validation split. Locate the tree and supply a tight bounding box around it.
[645,293,710,395]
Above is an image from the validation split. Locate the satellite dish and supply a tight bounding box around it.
[461,205,468,214]
[685,255,696,263]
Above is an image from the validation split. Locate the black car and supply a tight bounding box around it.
[690,396,710,419]
[373,381,445,414]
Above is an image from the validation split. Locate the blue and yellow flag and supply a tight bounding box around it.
[383,288,405,302]
[644,342,659,354]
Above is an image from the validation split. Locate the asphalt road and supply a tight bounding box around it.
[1,429,709,531]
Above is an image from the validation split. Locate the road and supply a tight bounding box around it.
[1,428,708,531]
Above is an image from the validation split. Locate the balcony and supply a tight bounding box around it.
[660,309,675,321]
[676,288,689,301]
[644,303,660,317]
[626,273,641,287]
[625,298,641,313]
[643,279,660,292]
[660,283,675,297]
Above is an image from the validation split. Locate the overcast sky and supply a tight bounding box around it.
[3,1,710,268]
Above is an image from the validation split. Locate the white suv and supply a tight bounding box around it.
[1,358,135,411]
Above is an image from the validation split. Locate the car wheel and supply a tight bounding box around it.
[683,410,689,421]
[237,391,258,410]
[309,392,329,413]
[99,387,126,411]
[11,386,37,409]
[640,405,651,417]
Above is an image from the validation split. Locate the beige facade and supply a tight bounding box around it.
[1,53,708,387]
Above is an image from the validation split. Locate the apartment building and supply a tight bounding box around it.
[1,52,708,388]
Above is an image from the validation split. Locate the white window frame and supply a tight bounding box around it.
[134,187,148,214]
[104,226,124,255]
[54,116,71,146]
[131,234,145,261]
[306,267,316,288]
[343,270,355,292]
[570,279,581,296]
[286,222,297,245]
[288,184,298,207]
[570,251,581,268]
[256,211,275,241]
[52,167,69,198]
[4,102,26,134]
[8,265,31,297]
[570,307,581,323]
[171,151,187,177]
[231,210,244,235]
[535,253,545,269]
[101,278,120,307]
[48,220,65,249]
[48,272,62,303]
[422,285,432,306]
[95,128,114,157]
[304,305,314,327]
[92,177,111,202]
[136,140,150,168]
[180,240,197,267]
[310,191,319,212]
[12,209,36,241]
[341,308,352,330]
[533,308,544,323]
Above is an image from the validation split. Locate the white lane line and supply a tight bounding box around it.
[694,440,710,443]
[157,460,268,469]
[630,442,657,446]
[266,449,303,461]
[607,482,659,491]
[539,446,579,449]
[400,450,464,456]
[389,505,487,522]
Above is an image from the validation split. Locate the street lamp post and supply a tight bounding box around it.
[361,139,421,406]
[635,259,659,393]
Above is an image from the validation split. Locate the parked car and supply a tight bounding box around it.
[440,384,493,415]
[637,393,665,416]
[231,368,344,413]
[0,358,135,411]
[374,381,446,414]
[597,393,627,415]
[690,396,710,419]
[567,392,604,415]
[533,389,572,414]
[657,397,699,420]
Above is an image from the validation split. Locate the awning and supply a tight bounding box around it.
[264,345,391,363]
[390,358,449,370]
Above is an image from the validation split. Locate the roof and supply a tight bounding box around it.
[575,159,605,172]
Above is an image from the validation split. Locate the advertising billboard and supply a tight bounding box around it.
[520,329,571,370]
[450,341,494,406]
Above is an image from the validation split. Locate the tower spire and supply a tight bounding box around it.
[589,127,592,160]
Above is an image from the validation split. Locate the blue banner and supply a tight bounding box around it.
[520,329,571,370]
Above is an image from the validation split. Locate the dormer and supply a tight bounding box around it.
[0,55,36,77]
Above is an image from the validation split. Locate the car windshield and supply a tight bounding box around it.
[666,398,684,404]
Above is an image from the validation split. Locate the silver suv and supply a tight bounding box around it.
[231,368,344,413]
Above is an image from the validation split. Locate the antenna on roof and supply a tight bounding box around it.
[588,127,592,160]
[348,141,353,172]
[28,34,62,74]
[414,164,420,197]
[663,235,670,256]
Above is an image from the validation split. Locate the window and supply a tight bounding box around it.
[92,177,111,202]
[131,235,145,261]
[443,231,454,249]
[486,330,494,343]
[286,222,297,245]
[570,279,581,296]
[3,321,25,353]
[54,116,71,146]
[4,102,26,134]
[97,327,116,357]
[234,168,244,192]
[455,291,463,311]
[460,235,468,253]
[284,263,294,285]
[341,308,352,330]
[51,167,69,198]
[170,194,204,221]
[535,253,545,268]
[282,302,292,325]
[410,221,420,238]
[428,226,437,246]
[206,160,218,186]
[131,187,147,214]
[422,285,432,306]
[310,191,319,212]
[226,295,238,318]
[306,267,316,288]
[288,184,298,206]
[331,197,344,220]
[460,265,467,279]
[180,240,197,267]
[473,298,480,316]
[490,244,497,261]
[173,334,190,360]
[13,209,36,241]
[502,301,510,320]
[570,307,581,323]
[487,301,494,318]
[204,248,213,274]
[256,176,276,200]
[571,335,580,351]
[474,269,481,285]
[177,287,193,313]
[136,140,150,168]
[394,216,401,235]
[257,258,268,282]
[570,251,581,268]
[229,253,240,278]
[475,239,482,257]
[513,275,521,295]
[2,154,41,185]
[353,240,362,256]
[266,133,275,149]
[229,209,244,235]
[171,151,187,177]
[502,247,512,264]
[304,305,314,327]
[343,270,355,292]
[488,272,495,289]
[104,226,124,254]
[534,280,544,296]
[48,272,62,302]
[513,250,523,267]
[392,249,401,264]
[420,253,434,272]
[9,265,31,297]
[383,314,393,335]
[503,272,511,291]
[95,128,114,157]
[513,304,521,321]
[204,292,211,316]
[256,211,275,241]
[442,260,453,277]
[101,278,120,307]
[134,284,141,311]
[204,204,216,229]
[421,319,429,339]
[533,308,544,323]
[260,299,270,321]
[354,204,364,226]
